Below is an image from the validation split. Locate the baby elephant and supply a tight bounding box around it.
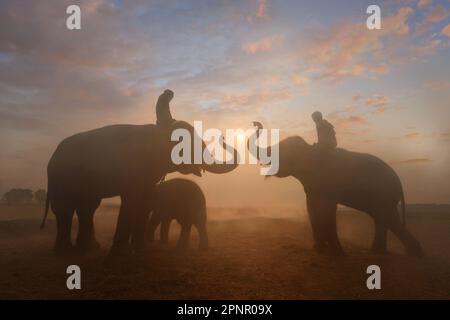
[148,178,208,250]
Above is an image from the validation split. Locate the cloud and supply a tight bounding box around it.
[368,64,390,74]
[404,132,420,139]
[222,87,291,109]
[424,81,450,89]
[426,5,449,22]
[242,36,281,54]
[414,38,443,55]
[291,74,310,95]
[352,94,362,101]
[391,158,432,165]
[330,115,368,129]
[0,1,148,70]
[442,23,450,37]
[301,7,414,81]
[256,0,267,18]
[418,0,432,8]
[439,132,450,141]
[365,95,389,113]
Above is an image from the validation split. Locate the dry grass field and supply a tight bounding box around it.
[0,204,449,299]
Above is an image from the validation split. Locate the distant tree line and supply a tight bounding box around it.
[1,189,47,205]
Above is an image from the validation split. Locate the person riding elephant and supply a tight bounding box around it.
[248,121,423,257]
[156,89,176,128]
[311,111,337,150]
[41,90,238,256]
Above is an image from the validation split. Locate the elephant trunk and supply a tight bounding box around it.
[202,137,239,174]
[247,121,271,163]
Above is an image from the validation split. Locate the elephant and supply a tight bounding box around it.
[248,122,423,257]
[147,178,208,250]
[41,120,237,255]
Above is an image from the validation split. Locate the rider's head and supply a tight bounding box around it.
[311,111,323,123]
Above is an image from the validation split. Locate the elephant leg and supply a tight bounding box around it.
[177,222,192,250]
[147,212,160,243]
[52,199,75,255]
[130,189,155,251]
[130,207,151,252]
[322,200,344,255]
[196,220,209,250]
[160,219,171,244]
[76,199,101,253]
[387,210,423,257]
[306,194,327,253]
[371,214,388,254]
[110,196,134,255]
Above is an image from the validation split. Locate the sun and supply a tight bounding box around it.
[237,132,246,143]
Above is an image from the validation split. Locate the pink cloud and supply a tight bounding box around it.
[352,94,362,101]
[256,0,267,18]
[302,7,413,81]
[425,81,450,89]
[222,87,291,109]
[418,0,432,8]
[365,95,389,108]
[242,36,281,54]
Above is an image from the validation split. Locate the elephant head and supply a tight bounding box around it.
[165,120,239,177]
[247,121,313,178]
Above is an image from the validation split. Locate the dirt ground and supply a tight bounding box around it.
[0,204,449,299]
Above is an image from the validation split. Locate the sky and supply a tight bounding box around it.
[0,0,449,208]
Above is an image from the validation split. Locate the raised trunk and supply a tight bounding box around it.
[247,121,271,162]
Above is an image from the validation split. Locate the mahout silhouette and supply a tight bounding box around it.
[311,111,337,149]
[156,89,176,128]
[248,122,423,257]
[42,98,237,256]
[148,178,208,250]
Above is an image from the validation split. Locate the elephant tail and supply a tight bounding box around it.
[40,186,50,229]
[400,189,406,228]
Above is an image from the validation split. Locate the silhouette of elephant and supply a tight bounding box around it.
[248,122,423,257]
[42,120,237,255]
[148,178,208,250]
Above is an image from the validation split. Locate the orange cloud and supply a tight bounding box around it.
[366,95,389,108]
[425,81,450,89]
[405,132,420,139]
[418,0,432,8]
[369,64,390,75]
[245,0,268,22]
[242,36,281,54]
[222,87,291,108]
[302,7,413,81]
[360,95,390,114]
[331,115,368,129]
[426,5,449,22]
[391,158,432,165]
[442,23,450,37]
